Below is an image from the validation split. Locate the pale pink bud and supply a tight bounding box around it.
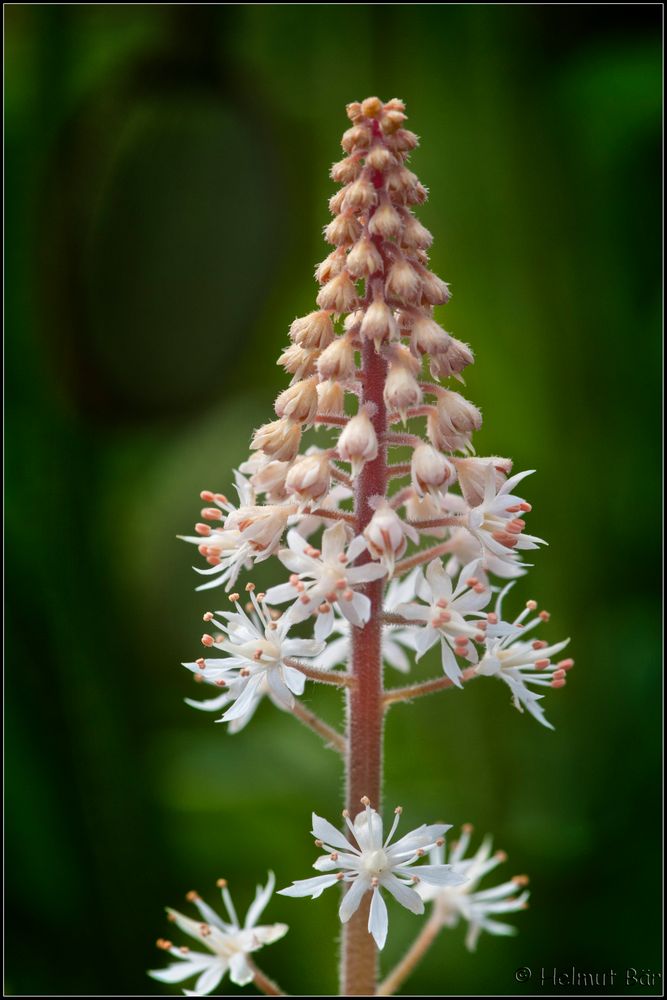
[251,418,302,462]
[289,311,335,349]
[411,315,451,355]
[454,456,513,507]
[285,453,331,504]
[405,492,449,537]
[380,109,407,135]
[384,129,419,153]
[346,238,383,278]
[436,390,483,434]
[341,124,370,153]
[314,249,346,284]
[411,443,455,497]
[368,199,402,240]
[316,272,358,313]
[359,299,399,351]
[328,188,348,215]
[324,213,362,247]
[385,167,421,205]
[365,146,395,172]
[400,214,433,250]
[251,460,291,499]
[274,377,319,425]
[385,257,421,304]
[363,502,416,576]
[342,177,377,212]
[384,363,422,423]
[317,335,356,380]
[337,408,378,477]
[277,344,319,381]
[330,156,362,184]
[429,338,475,379]
[316,379,345,416]
[345,101,363,123]
[419,269,451,305]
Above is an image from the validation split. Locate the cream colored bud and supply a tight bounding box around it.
[314,249,346,285]
[316,272,358,313]
[277,344,319,381]
[365,146,395,172]
[324,213,362,247]
[317,379,345,416]
[290,311,335,349]
[453,456,513,507]
[385,257,421,304]
[380,109,407,134]
[363,502,411,576]
[368,199,402,240]
[361,96,383,118]
[346,238,383,279]
[317,334,356,381]
[436,390,482,434]
[429,338,475,379]
[346,102,363,123]
[385,167,420,205]
[341,125,370,153]
[329,187,348,215]
[411,315,451,355]
[251,460,291,498]
[405,492,448,538]
[337,408,378,477]
[331,156,362,184]
[359,299,399,351]
[385,129,419,153]
[286,453,331,504]
[251,418,302,462]
[400,214,433,250]
[411,443,455,497]
[274,377,319,425]
[342,177,377,213]
[420,269,451,305]
[384,365,422,423]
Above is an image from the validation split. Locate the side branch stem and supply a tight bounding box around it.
[375,910,443,995]
[383,666,478,708]
[290,702,346,753]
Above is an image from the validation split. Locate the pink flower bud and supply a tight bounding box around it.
[289,311,336,349]
[361,96,383,118]
[365,146,395,172]
[363,502,415,576]
[384,128,419,153]
[274,377,319,425]
[317,380,345,415]
[316,272,359,313]
[337,408,378,477]
[330,156,362,184]
[384,363,422,423]
[346,238,383,279]
[411,443,455,497]
[251,460,291,499]
[419,269,451,305]
[342,177,377,212]
[341,124,370,153]
[359,300,399,351]
[251,418,302,462]
[453,456,513,507]
[227,505,290,553]
[324,213,362,247]
[429,338,475,379]
[285,453,331,504]
[400,215,433,250]
[368,199,402,240]
[317,335,356,380]
[276,344,319,380]
[314,249,347,284]
[385,257,421,304]
[411,315,451,355]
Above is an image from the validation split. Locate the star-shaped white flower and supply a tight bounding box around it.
[466,467,545,573]
[396,559,491,686]
[418,825,530,951]
[278,800,468,949]
[475,585,573,729]
[264,522,386,636]
[184,589,324,731]
[149,872,287,995]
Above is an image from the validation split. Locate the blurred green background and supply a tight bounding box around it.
[5,5,662,997]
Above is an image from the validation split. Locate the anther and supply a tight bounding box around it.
[314,839,323,847]
[216,878,228,888]
[371,876,379,887]
[487,612,498,624]
[245,582,256,592]
[201,634,214,647]
[186,890,200,902]
[330,852,339,861]
[360,795,371,806]
[394,805,403,815]
[195,523,211,536]
[539,610,551,621]
[495,849,507,861]
[203,612,214,622]
[534,658,550,669]
[200,490,215,502]
[559,658,575,670]
[201,507,223,521]
[435,837,445,846]
[532,640,548,650]
[229,593,240,603]
[462,823,474,834]
[526,600,537,610]
[156,938,173,950]
[199,924,211,937]
[512,874,530,886]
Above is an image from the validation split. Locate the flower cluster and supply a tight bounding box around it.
[151,96,574,995]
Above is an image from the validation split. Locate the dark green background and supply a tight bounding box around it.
[5,5,662,997]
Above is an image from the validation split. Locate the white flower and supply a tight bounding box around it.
[466,468,545,573]
[278,801,468,949]
[396,559,491,686]
[184,590,324,731]
[149,872,287,995]
[445,526,527,581]
[264,522,385,636]
[418,825,530,951]
[475,585,573,729]
[180,473,290,593]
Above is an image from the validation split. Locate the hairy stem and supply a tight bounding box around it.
[383,665,478,708]
[341,337,388,996]
[246,958,288,997]
[290,702,346,753]
[375,910,443,995]
[284,658,357,688]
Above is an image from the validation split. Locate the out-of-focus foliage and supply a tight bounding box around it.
[5,6,661,996]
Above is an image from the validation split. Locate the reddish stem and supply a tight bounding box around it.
[341,337,387,996]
